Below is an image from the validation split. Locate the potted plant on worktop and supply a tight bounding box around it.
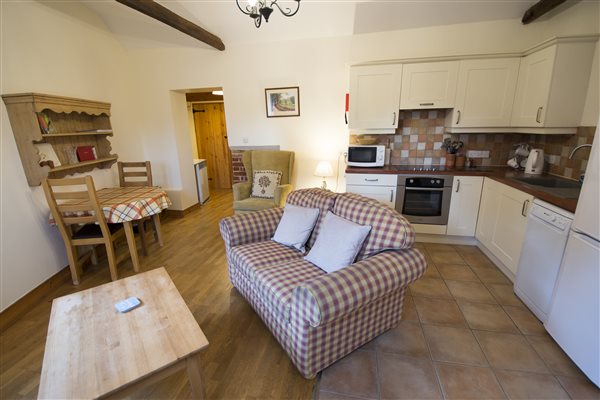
[441,138,464,168]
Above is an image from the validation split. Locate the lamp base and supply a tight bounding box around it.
[321,180,327,190]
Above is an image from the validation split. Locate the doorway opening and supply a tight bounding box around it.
[186,89,233,190]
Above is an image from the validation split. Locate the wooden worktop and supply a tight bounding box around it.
[346,165,580,213]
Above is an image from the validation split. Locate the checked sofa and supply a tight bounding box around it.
[219,188,427,378]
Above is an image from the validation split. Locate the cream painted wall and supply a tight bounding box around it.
[0,1,142,310]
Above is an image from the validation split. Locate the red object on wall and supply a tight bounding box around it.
[345,93,349,112]
[76,146,96,162]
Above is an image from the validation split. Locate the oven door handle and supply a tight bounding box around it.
[404,187,447,191]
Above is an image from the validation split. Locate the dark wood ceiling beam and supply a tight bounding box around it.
[115,0,225,50]
[522,0,567,24]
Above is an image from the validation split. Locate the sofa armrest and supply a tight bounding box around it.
[291,248,426,327]
[219,207,284,250]
[233,182,252,201]
[274,184,294,207]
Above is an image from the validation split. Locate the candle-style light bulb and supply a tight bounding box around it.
[247,0,258,7]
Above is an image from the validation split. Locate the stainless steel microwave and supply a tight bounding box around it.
[347,145,385,167]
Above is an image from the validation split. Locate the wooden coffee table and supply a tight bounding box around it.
[38,267,209,399]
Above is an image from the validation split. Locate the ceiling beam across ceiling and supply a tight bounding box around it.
[521,0,567,24]
[115,0,225,50]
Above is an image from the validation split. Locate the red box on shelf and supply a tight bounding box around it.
[76,146,96,162]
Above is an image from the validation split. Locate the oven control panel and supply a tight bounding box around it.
[405,177,447,188]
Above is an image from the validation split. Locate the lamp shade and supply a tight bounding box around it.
[314,161,334,177]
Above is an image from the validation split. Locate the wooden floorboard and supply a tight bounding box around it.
[0,189,316,399]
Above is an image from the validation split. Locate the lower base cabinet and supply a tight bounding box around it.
[447,176,484,236]
[476,177,533,275]
[345,174,398,208]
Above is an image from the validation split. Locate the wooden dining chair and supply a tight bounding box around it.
[42,176,133,285]
[117,161,163,254]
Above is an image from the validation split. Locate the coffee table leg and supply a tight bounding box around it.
[123,221,141,273]
[186,354,206,399]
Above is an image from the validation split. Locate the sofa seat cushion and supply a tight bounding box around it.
[333,192,415,261]
[230,240,303,281]
[254,259,325,322]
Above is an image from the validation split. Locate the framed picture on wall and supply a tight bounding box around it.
[265,87,300,118]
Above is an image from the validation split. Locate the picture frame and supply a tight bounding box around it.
[265,86,300,118]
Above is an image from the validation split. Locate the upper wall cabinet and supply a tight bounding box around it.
[446,58,520,128]
[349,65,402,134]
[511,40,596,128]
[400,61,459,109]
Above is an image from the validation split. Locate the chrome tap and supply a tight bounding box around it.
[568,144,592,159]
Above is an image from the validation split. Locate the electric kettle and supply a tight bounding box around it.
[524,149,544,175]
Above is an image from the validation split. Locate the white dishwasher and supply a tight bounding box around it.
[514,199,574,322]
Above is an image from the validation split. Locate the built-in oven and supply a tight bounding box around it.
[396,175,453,225]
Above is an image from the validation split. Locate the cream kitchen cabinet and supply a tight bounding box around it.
[446,58,520,128]
[510,40,596,128]
[400,61,459,109]
[476,178,533,276]
[349,65,402,133]
[345,173,397,208]
[447,176,484,236]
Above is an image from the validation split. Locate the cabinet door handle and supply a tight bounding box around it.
[456,179,461,193]
[392,112,397,126]
[455,110,461,124]
[420,102,434,106]
[365,178,379,182]
[536,107,543,123]
[390,189,394,202]
[521,199,530,217]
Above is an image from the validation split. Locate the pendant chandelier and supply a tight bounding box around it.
[236,0,301,28]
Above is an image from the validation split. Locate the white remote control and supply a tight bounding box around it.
[115,297,141,313]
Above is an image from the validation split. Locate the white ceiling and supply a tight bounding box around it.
[81,0,555,51]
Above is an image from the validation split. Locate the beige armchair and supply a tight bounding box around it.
[233,150,294,214]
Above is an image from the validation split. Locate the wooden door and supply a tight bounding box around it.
[193,103,232,189]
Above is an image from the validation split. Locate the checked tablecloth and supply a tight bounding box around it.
[50,186,171,224]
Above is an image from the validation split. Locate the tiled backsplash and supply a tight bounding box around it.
[350,110,596,180]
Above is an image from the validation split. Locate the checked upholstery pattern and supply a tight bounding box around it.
[219,189,427,378]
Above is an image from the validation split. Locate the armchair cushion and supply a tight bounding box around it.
[233,197,278,213]
[251,170,282,199]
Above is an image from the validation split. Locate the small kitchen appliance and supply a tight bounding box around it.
[524,149,544,174]
[347,145,385,167]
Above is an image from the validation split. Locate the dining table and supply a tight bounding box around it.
[50,186,171,273]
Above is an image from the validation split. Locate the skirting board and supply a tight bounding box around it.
[164,202,201,219]
[416,233,478,245]
[0,265,71,334]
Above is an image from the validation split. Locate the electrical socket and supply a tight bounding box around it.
[242,137,249,144]
[466,150,490,158]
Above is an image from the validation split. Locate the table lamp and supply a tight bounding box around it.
[314,161,334,189]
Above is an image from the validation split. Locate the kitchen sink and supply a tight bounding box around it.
[510,176,582,199]
[511,177,582,189]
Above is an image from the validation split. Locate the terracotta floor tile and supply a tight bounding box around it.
[502,305,546,336]
[430,250,466,265]
[472,267,511,284]
[424,243,456,252]
[379,353,442,400]
[435,363,506,399]
[446,280,497,304]
[423,263,442,279]
[487,283,524,306]
[437,263,479,282]
[414,297,467,328]
[376,320,429,358]
[401,295,419,322]
[461,252,498,269]
[453,245,484,256]
[495,369,570,399]
[422,325,487,366]
[320,350,378,398]
[526,335,584,377]
[359,338,376,351]
[318,391,375,400]
[459,302,519,333]
[555,375,600,399]
[474,331,549,373]
[410,278,452,299]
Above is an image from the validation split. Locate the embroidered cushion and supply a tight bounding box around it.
[251,170,282,199]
